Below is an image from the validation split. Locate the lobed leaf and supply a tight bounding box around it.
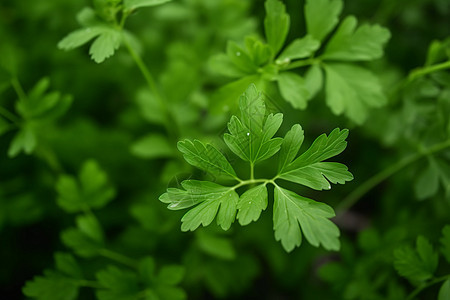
[177,139,237,179]
[277,35,320,62]
[322,16,390,61]
[224,84,283,164]
[58,27,105,51]
[264,0,290,55]
[89,30,122,63]
[56,160,116,213]
[160,180,238,231]
[324,63,387,124]
[394,236,438,282]
[277,72,310,109]
[96,266,139,300]
[22,253,82,300]
[237,184,268,225]
[273,186,340,252]
[279,128,352,190]
[305,0,343,41]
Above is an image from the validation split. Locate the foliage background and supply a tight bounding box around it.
[0,0,449,299]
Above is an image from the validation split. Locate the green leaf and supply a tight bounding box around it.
[414,159,440,200]
[15,77,72,121]
[224,84,283,164]
[278,124,304,172]
[394,236,438,282]
[22,253,82,300]
[56,160,116,213]
[54,253,83,279]
[76,7,102,27]
[281,162,353,190]
[438,279,450,300]
[226,41,257,74]
[131,134,176,159]
[264,0,290,55]
[89,30,122,63]
[157,265,185,285]
[304,64,323,100]
[279,128,352,190]
[237,184,268,225]
[210,75,263,114]
[139,257,156,285]
[441,225,450,263]
[196,231,236,260]
[135,88,165,125]
[273,185,340,252]
[277,72,310,109]
[160,180,238,231]
[209,53,248,78]
[61,215,104,257]
[322,16,391,61]
[305,0,343,41]
[96,266,139,300]
[8,125,37,157]
[324,63,387,124]
[23,270,80,300]
[58,27,105,50]
[245,36,272,67]
[177,139,237,179]
[124,0,172,11]
[277,35,320,62]
[75,214,104,243]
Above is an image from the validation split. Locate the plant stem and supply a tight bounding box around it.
[279,58,319,71]
[232,178,271,190]
[0,106,21,124]
[98,248,138,269]
[10,77,27,102]
[35,144,64,174]
[77,279,104,289]
[408,60,450,81]
[406,275,450,300]
[337,139,450,213]
[121,36,178,138]
[250,162,254,181]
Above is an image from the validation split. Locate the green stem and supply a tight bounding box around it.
[232,178,271,190]
[279,58,319,71]
[35,145,64,174]
[10,77,27,102]
[98,248,138,269]
[406,275,450,300]
[250,162,254,181]
[408,60,450,81]
[0,106,21,124]
[336,139,450,213]
[121,36,178,138]
[77,279,105,289]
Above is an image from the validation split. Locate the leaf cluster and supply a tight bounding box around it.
[160,84,353,252]
[210,0,390,124]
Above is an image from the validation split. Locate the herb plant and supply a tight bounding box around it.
[0,0,449,299]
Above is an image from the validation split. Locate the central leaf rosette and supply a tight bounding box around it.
[160,84,353,252]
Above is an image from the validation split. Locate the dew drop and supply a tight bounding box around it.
[236,52,241,56]
[247,132,250,136]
